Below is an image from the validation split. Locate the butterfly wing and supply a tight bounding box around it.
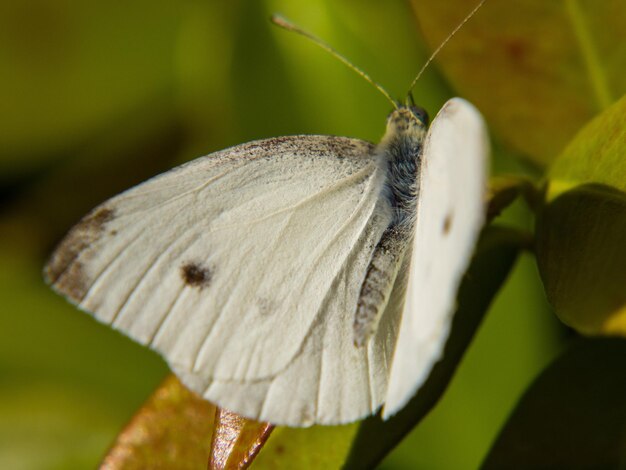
[383,98,489,417]
[46,135,400,425]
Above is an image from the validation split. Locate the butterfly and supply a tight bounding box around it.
[44,95,487,426]
[44,11,488,427]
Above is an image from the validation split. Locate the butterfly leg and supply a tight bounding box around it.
[353,225,410,347]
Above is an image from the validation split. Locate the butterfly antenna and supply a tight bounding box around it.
[407,0,487,97]
[271,14,399,110]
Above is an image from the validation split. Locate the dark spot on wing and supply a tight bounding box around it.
[256,297,276,316]
[443,212,453,235]
[181,262,212,289]
[45,206,116,301]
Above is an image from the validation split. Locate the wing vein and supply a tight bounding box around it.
[314,337,325,422]
[79,228,146,307]
[204,162,377,234]
[364,346,375,414]
[190,206,297,374]
[111,229,206,327]
[189,165,383,377]
[146,283,188,347]
[240,170,385,381]
[115,161,249,217]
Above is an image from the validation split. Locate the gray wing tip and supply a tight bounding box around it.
[44,205,117,302]
[43,241,90,305]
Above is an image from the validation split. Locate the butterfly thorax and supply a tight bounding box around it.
[379,106,428,228]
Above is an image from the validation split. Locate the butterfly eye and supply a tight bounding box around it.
[410,106,429,126]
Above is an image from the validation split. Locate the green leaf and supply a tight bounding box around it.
[252,423,359,470]
[343,225,524,469]
[547,93,626,199]
[481,338,626,469]
[412,0,626,165]
[536,184,626,336]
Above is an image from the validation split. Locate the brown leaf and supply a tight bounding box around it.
[209,408,274,470]
[100,375,215,470]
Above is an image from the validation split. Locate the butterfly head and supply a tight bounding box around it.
[384,104,429,142]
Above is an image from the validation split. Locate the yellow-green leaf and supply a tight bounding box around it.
[536,184,626,336]
[411,0,626,165]
[547,93,626,200]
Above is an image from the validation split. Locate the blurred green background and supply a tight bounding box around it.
[1,0,599,468]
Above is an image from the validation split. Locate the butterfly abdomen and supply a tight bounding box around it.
[353,226,409,346]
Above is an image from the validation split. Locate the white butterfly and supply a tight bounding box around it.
[45,96,487,426]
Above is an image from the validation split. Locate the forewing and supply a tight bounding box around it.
[46,136,389,393]
[383,98,489,417]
